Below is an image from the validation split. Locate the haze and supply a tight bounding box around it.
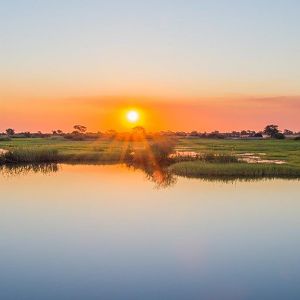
[1,0,299,131]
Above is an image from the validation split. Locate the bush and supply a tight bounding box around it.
[0,136,11,141]
[198,153,238,163]
[63,133,99,141]
[150,138,176,161]
[64,134,85,141]
[274,133,285,139]
[125,137,177,167]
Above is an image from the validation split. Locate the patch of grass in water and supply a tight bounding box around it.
[169,161,300,179]
[172,152,238,163]
[201,152,239,163]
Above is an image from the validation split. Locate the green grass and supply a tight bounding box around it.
[171,138,300,178]
[1,137,300,178]
[0,138,125,163]
[0,137,176,164]
[169,161,300,179]
[176,138,300,167]
[4,148,59,163]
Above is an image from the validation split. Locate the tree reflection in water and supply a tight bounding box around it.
[0,162,293,187]
[125,157,177,189]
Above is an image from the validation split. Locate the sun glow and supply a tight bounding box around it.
[127,110,139,123]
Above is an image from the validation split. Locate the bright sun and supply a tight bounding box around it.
[127,110,139,123]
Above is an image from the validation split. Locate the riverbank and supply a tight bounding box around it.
[1,137,300,178]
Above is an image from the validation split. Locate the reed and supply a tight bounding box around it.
[3,148,59,163]
[169,161,300,178]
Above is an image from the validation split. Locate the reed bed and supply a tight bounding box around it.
[3,148,59,163]
[169,161,300,178]
[1,138,300,179]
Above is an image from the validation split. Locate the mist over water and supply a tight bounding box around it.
[0,164,299,299]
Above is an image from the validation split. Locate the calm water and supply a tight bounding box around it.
[0,164,300,300]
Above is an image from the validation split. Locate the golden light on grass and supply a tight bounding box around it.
[126,110,139,123]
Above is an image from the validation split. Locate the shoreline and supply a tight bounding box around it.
[1,138,300,180]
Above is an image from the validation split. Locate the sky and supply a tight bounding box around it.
[0,0,300,132]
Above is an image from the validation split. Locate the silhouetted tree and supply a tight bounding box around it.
[254,132,263,138]
[52,129,63,135]
[190,131,199,137]
[132,126,146,135]
[73,125,87,134]
[264,125,279,137]
[106,130,117,138]
[6,128,15,136]
[284,129,293,136]
[274,132,285,139]
[23,131,31,138]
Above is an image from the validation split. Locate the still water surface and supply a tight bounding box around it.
[0,164,300,299]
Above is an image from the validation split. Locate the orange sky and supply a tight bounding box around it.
[1,1,300,133]
[1,96,299,133]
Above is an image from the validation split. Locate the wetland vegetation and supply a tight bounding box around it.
[1,135,300,180]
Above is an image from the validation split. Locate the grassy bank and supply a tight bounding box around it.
[0,138,124,163]
[177,138,300,167]
[0,137,175,164]
[2,148,59,163]
[169,138,300,178]
[0,147,123,164]
[1,137,300,178]
[169,161,300,179]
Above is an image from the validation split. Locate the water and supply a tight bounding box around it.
[0,164,299,299]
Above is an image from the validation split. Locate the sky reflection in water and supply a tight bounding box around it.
[0,164,299,300]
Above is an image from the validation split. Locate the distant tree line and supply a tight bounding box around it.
[1,124,299,141]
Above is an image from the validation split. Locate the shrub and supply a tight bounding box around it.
[201,153,238,163]
[274,132,285,139]
[150,138,176,161]
[124,137,177,168]
[63,133,99,141]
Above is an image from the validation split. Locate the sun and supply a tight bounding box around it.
[127,110,139,123]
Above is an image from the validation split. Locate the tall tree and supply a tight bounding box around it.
[263,125,279,137]
[73,125,87,134]
[6,128,15,136]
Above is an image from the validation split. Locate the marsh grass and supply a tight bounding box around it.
[60,150,122,163]
[201,153,239,163]
[172,152,238,163]
[1,138,300,179]
[3,148,59,163]
[169,161,300,179]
